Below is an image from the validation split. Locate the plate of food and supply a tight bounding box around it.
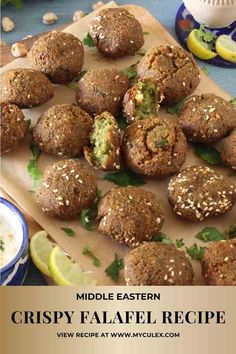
[1,1,236,286]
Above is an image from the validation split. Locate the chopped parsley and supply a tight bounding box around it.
[61,228,75,237]
[197,24,216,50]
[225,224,236,239]
[80,190,102,231]
[152,232,173,244]
[105,253,124,282]
[27,142,43,190]
[26,119,31,129]
[196,227,225,242]
[83,33,96,47]
[194,144,223,165]
[82,244,101,267]
[67,70,88,90]
[186,243,206,261]
[104,170,145,187]
[201,66,209,75]
[0,239,5,252]
[167,100,185,115]
[229,98,236,107]
[176,238,185,248]
[143,31,149,35]
[122,62,138,81]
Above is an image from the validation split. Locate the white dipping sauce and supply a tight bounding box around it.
[0,215,22,268]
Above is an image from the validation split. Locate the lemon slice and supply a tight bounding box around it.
[216,35,236,63]
[30,230,54,277]
[187,29,217,60]
[49,246,97,286]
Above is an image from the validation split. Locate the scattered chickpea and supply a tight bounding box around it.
[73,10,85,22]
[11,43,28,58]
[0,39,7,47]
[92,1,105,11]
[42,12,58,25]
[2,16,15,32]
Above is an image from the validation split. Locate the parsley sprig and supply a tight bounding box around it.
[61,228,75,237]
[82,244,101,267]
[83,33,96,47]
[194,144,223,165]
[80,190,102,231]
[104,170,145,187]
[27,142,43,190]
[105,254,124,282]
[186,243,206,261]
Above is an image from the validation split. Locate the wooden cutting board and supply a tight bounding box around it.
[1,2,235,286]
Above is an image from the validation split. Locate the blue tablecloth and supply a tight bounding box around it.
[1,0,235,285]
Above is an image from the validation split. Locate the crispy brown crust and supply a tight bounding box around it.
[0,68,54,108]
[220,130,236,170]
[122,117,187,177]
[179,94,236,144]
[168,165,236,221]
[83,112,121,171]
[122,78,164,124]
[0,103,27,155]
[76,68,130,117]
[137,45,200,105]
[33,104,93,158]
[97,186,164,248]
[124,242,194,286]
[201,239,236,285]
[28,31,84,83]
[89,8,144,57]
[36,159,97,220]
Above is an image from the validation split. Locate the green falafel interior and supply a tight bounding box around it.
[90,113,113,167]
[135,79,160,119]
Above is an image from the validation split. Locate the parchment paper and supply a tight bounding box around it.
[1,2,235,285]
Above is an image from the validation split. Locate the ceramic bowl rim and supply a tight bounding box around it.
[0,197,28,273]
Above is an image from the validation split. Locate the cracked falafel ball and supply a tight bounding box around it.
[89,7,144,57]
[33,104,93,158]
[137,45,200,105]
[84,111,121,171]
[124,242,194,285]
[179,94,236,144]
[28,31,84,83]
[202,239,236,285]
[220,130,236,170]
[1,103,28,155]
[122,117,187,177]
[76,68,130,117]
[36,159,98,220]
[97,186,164,248]
[122,78,164,124]
[168,165,236,222]
[0,68,54,108]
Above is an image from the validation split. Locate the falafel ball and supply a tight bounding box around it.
[137,45,200,105]
[76,68,130,117]
[168,165,236,222]
[122,117,187,177]
[89,7,144,57]
[28,31,84,83]
[179,94,236,144]
[202,239,236,285]
[84,111,121,171]
[36,159,97,220]
[33,104,93,158]
[1,103,28,155]
[124,242,194,285]
[0,68,54,108]
[122,78,164,124]
[97,186,164,248]
[220,130,236,170]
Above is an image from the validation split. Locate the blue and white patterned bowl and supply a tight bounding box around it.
[0,198,29,286]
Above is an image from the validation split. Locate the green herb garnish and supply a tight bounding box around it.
[201,66,209,75]
[122,62,138,81]
[82,244,101,267]
[152,232,173,244]
[67,70,88,90]
[105,253,124,282]
[83,33,96,47]
[80,190,102,231]
[167,100,185,115]
[198,24,216,50]
[230,98,236,107]
[27,142,43,190]
[196,227,225,242]
[225,224,236,239]
[194,144,223,165]
[176,238,185,248]
[143,31,149,35]
[1,0,24,10]
[61,228,75,237]
[0,239,5,252]
[26,119,31,129]
[186,243,206,261]
[104,170,145,187]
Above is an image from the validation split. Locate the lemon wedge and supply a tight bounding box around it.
[30,230,54,277]
[216,35,236,63]
[48,246,97,286]
[187,29,217,60]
